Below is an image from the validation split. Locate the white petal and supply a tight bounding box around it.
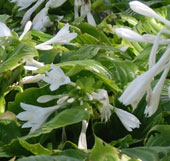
[0,22,11,37]
[129,1,170,26]
[21,0,45,26]
[145,67,169,117]
[45,0,67,8]
[20,74,43,84]
[57,95,69,104]
[19,21,32,40]
[37,95,59,103]
[87,12,96,26]
[115,108,141,131]
[35,44,53,50]
[78,120,88,149]
[24,66,38,71]
[115,28,145,42]
[20,102,41,111]
[36,24,77,46]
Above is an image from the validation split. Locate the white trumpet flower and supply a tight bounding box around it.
[145,66,169,117]
[21,0,45,26]
[35,23,77,50]
[11,0,37,11]
[0,22,11,37]
[32,7,52,32]
[42,64,71,91]
[129,1,170,26]
[78,120,88,149]
[17,102,64,133]
[20,74,44,84]
[115,28,154,43]
[115,108,141,131]
[119,46,170,109]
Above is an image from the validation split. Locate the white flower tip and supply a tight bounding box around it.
[35,44,53,50]
[37,95,58,103]
[129,1,170,26]
[115,27,144,42]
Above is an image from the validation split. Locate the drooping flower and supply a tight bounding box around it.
[92,89,113,122]
[17,102,64,133]
[80,0,96,26]
[32,7,52,32]
[10,0,37,11]
[119,45,170,110]
[115,108,141,132]
[78,120,88,149]
[35,23,77,50]
[92,89,140,131]
[129,1,170,26]
[42,64,71,91]
[0,22,11,37]
[145,66,170,117]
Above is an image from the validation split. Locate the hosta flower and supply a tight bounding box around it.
[119,45,170,110]
[42,64,71,91]
[37,95,61,103]
[115,28,155,43]
[145,67,169,117]
[78,120,88,149]
[80,0,96,26]
[20,74,44,84]
[0,22,11,37]
[115,108,141,132]
[92,89,113,122]
[35,23,77,50]
[21,0,45,26]
[10,0,37,11]
[32,7,52,32]
[24,59,44,71]
[19,21,32,40]
[17,102,64,133]
[129,1,170,26]
[45,0,67,8]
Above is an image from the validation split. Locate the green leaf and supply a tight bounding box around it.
[17,155,80,161]
[77,23,112,45]
[0,42,38,73]
[90,136,134,161]
[0,120,21,145]
[146,125,170,146]
[18,138,52,155]
[37,60,121,92]
[108,60,138,87]
[123,146,170,161]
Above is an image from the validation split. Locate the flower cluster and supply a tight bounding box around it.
[74,0,96,26]
[91,89,141,131]
[10,0,96,31]
[115,1,170,117]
